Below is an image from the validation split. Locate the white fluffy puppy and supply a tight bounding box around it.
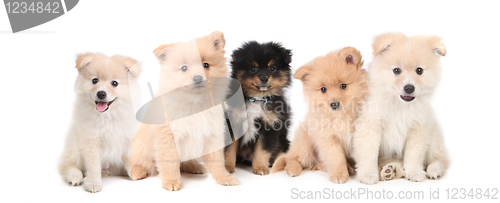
[352,33,449,184]
[59,53,141,192]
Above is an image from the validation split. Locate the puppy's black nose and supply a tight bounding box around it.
[97,91,107,100]
[404,84,415,94]
[330,101,340,110]
[260,76,268,83]
[193,75,203,84]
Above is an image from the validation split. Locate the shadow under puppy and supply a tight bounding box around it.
[59,53,141,193]
[272,47,368,184]
[225,41,292,175]
[128,31,239,191]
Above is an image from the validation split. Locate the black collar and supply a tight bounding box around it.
[248,96,271,103]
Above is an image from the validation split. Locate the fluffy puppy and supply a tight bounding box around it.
[352,32,449,184]
[224,41,292,175]
[271,47,368,184]
[128,31,239,191]
[59,53,141,193]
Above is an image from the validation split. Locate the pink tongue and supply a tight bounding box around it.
[96,102,108,112]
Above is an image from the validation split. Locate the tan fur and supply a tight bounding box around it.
[252,61,259,67]
[271,47,368,184]
[128,31,239,191]
[224,139,238,173]
[252,138,272,175]
[267,59,275,66]
[236,70,288,98]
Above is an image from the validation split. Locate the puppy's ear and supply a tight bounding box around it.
[429,35,446,56]
[281,48,292,65]
[121,56,142,77]
[153,43,176,62]
[372,32,405,56]
[207,31,225,51]
[75,53,95,71]
[340,47,364,69]
[294,65,313,81]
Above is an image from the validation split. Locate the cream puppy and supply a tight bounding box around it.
[352,33,449,184]
[59,53,141,193]
[128,31,239,191]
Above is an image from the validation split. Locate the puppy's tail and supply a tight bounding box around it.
[271,155,287,173]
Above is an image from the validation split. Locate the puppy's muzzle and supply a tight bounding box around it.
[330,101,340,111]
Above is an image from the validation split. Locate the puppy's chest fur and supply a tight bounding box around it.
[306,111,355,151]
[73,101,137,168]
[377,96,433,158]
[241,98,283,145]
[162,85,228,161]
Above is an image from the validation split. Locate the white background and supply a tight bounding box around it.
[1,0,499,202]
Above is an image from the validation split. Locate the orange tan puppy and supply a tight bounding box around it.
[128,31,239,191]
[272,47,368,183]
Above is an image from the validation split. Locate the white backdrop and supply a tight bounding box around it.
[1,0,499,202]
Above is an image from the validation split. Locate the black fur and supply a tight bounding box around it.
[229,41,292,166]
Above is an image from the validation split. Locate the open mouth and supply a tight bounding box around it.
[95,98,115,113]
[254,84,271,92]
[400,95,415,102]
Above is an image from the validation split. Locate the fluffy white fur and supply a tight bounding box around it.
[240,100,281,145]
[352,33,449,184]
[59,53,141,193]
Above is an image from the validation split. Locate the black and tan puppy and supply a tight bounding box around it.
[225,41,292,175]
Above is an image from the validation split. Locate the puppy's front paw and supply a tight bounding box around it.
[225,164,235,174]
[162,179,182,191]
[380,164,396,181]
[83,178,102,193]
[329,171,349,184]
[358,174,379,185]
[406,170,426,182]
[252,166,270,176]
[215,175,239,186]
[426,163,444,180]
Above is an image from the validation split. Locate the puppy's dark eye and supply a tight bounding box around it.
[340,84,347,89]
[321,87,327,93]
[393,68,401,75]
[269,66,276,72]
[251,67,257,73]
[111,81,119,87]
[181,65,188,72]
[203,63,210,69]
[416,67,423,75]
[92,78,99,84]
